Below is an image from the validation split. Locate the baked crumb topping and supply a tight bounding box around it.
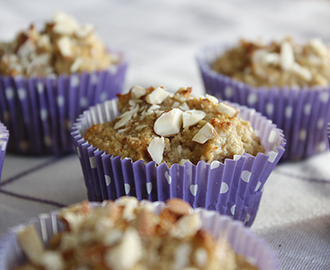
[84,86,264,166]
[211,37,330,88]
[0,11,118,77]
[15,198,258,270]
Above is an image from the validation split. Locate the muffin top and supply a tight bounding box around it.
[0,11,118,77]
[84,86,264,167]
[15,197,258,270]
[211,37,330,88]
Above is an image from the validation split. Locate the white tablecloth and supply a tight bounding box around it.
[0,1,330,269]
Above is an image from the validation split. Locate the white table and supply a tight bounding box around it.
[1,1,330,269]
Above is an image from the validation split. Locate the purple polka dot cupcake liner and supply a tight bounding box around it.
[0,122,9,181]
[0,57,128,156]
[196,44,330,161]
[71,98,286,226]
[0,201,279,270]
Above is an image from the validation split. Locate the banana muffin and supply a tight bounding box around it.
[14,197,258,270]
[211,37,330,89]
[84,86,264,167]
[0,11,118,77]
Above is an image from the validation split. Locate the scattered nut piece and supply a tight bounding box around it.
[215,102,238,117]
[131,85,146,99]
[192,122,218,144]
[147,136,165,165]
[205,94,218,104]
[145,86,170,104]
[182,109,206,128]
[154,108,183,136]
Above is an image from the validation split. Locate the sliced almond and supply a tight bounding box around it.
[114,105,139,129]
[166,198,193,217]
[75,24,94,38]
[170,213,202,239]
[58,36,73,57]
[205,94,218,104]
[131,85,146,99]
[53,11,79,35]
[147,136,165,165]
[179,102,190,111]
[145,86,170,104]
[215,102,238,117]
[291,63,312,81]
[105,227,142,270]
[17,225,45,264]
[182,110,206,128]
[280,41,295,71]
[192,123,218,144]
[154,108,182,136]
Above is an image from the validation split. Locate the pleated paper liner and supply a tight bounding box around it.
[0,56,128,156]
[0,201,279,270]
[0,122,9,181]
[71,98,285,226]
[196,44,330,161]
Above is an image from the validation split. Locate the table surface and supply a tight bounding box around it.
[0,1,330,269]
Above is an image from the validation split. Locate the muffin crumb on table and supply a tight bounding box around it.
[14,198,258,270]
[84,86,265,167]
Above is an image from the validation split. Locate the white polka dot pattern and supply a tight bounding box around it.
[100,92,107,101]
[40,109,48,121]
[211,161,220,169]
[0,140,7,151]
[5,88,14,100]
[165,171,172,184]
[124,183,131,194]
[105,175,111,186]
[190,184,198,196]
[37,83,44,94]
[70,76,80,87]
[299,129,307,141]
[268,151,278,163]
[247,93,258,105]
[146,182,152,194]
[285,106,292,118]
[18,88,26,100]
[231,205,236,215]
[91,74,98,84]
[241,170,251,182]
[255,181,261,192]
[266,103,273,115]
[57,96,65,107]
[224,86,234,98]
[317,119,324,129]
[80,97,87,108]
[108,65,118,75]
[220,182,228,194]
[89,156,96,169]
[320,92,329,103]
[304,104,311,115]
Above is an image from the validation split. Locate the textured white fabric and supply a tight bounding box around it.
[0,1,330,269]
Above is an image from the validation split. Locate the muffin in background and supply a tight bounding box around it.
[71,85,285,226]
[0,122,9,182]
[197,37,330,161]
[0,198,279,270]
[0,11,128,155]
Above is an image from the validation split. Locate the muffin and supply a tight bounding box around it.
[0,122,9,181]
[0,198,279,270]
[71,85,286,226]
[197,37,330,161]
[84,86,264,167]
[0,11,127,155]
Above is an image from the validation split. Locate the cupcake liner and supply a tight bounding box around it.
[0,122,9,181]
[0,201,279,270]
[196,44,330,161]
[71,98,285,226]
[0,57,128,156]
